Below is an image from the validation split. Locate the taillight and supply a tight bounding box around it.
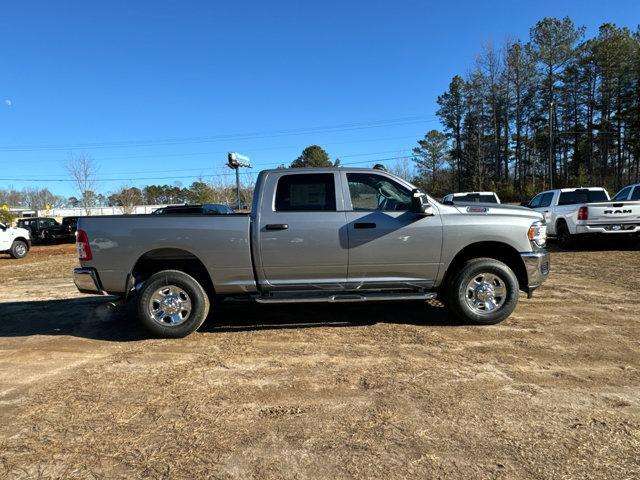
[76,229,92,260]
[577,206,589,221]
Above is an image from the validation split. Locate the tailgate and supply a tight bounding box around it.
[585,201,640,224]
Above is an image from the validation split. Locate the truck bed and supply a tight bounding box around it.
[77,214,256,295]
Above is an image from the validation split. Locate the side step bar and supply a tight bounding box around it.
[255,291,437,304]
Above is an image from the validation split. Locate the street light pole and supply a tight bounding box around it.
[549,100,554,189]
[235,166,241,210]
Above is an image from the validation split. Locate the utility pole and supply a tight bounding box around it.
[227,152,251,210]
[549,100,554,189]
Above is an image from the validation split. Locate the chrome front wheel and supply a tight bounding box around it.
[464,272,507,314]
[446,258,519,325]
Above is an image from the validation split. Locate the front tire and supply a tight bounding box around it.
[445,258,519,325]
[9,240,28,259]
[137,270,210,338]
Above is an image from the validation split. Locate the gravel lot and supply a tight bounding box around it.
[0,242,639,479]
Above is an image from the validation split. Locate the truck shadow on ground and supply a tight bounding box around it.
[0,297,457,342]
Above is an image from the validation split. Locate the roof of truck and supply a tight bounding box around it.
[261,167,382,173]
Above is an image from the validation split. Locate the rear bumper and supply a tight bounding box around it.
[73,267,107,295]
[520,251,550,297]
[576,224,640,234]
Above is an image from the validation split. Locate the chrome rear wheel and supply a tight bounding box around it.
[148,285,192,326]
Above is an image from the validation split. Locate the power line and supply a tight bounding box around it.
[2,148,415,178]
[0,115,438,152]
[0,154,417,183]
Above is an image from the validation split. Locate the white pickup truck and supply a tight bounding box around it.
[524,187,640,247]
[0,222,31,259]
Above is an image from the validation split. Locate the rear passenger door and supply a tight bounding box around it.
[256,172,349,290]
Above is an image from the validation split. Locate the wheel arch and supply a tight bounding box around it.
[129,248,214,298]
[441,241,527,292]
[13,237,30,249]
[555,217,568,232]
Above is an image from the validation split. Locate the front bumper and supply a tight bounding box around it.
[73,267,107,295]
[520,251,550,297]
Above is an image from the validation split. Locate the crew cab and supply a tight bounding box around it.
[0,222,31,259]
[73,168,550,338]
[524,187,640,247]
[443,191,501,204]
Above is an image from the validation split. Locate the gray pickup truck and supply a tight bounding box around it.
[73,167,550,338]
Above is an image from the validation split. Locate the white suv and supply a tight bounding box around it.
[0,222,31,259]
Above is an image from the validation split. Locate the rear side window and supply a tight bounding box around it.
[275,174,336,211]
[632,187,640,201]
[558,190,608,205]
[456,194,497,203]
[613,186,632,201]
[539,192,554,208]
[164,207,202,214]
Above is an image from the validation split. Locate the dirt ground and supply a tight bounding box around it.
[0,241,638,479]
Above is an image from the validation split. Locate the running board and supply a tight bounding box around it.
[255,291,437,304]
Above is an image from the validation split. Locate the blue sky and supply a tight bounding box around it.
[1,0,639,197]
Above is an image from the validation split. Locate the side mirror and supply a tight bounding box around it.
[0,223,5,231]
[520,201,530,208]
[411,189,434,216]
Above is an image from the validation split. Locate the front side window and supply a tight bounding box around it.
[275,173,336,211]
[347,173,411,211]
[631,187,640,201]
[529,194,542,208]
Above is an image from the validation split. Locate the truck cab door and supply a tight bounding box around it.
[535,192,555,227]
[255,172,348,290]
[341,172,443,290]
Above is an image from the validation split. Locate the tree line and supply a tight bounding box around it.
[414,17,640,200]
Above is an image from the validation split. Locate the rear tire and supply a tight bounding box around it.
[445,258,519,325]
[9,240,28,259]
[137,270,210,338]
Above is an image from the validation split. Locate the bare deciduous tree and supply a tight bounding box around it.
[66,152,99,215]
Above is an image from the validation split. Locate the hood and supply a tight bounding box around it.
[11,226,31,238]
[452,202,544,221]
